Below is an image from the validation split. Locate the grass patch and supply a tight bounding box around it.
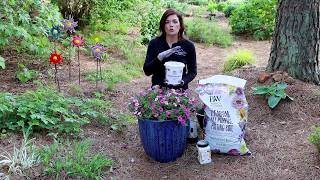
[38,139,112,179]
[185,18,232,47]
[223,49,255,72]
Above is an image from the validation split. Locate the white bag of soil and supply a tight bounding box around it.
[196,75,251,156]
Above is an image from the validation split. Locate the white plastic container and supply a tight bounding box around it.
[188,119,198,143]
[197,140,212,165]
[164,61,185,85]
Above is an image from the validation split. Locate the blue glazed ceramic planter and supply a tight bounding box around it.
[138,119,188,163]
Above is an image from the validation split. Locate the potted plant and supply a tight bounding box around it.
[129,86,198,163]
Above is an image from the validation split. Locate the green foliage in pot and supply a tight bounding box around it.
[252,82,293,109]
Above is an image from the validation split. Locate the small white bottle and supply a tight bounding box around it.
[188,119,198,143]
[197,140,212,165]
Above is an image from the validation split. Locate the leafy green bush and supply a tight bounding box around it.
[252,82,293,109]
[140,2,162,44]
[217,2,227,12]
[88,0,147,31]
[165,0,189,14]
[223,2,238,17]
[229,0,277,40]
[38,139,112,179]
[0,87,111,134]
[0,0,60,59]
[309,127,320,152]
[15,64,38,83]
[187,0,209,5]
[223,49,255,72]
[207,1,218,14]
[185,18,232,47]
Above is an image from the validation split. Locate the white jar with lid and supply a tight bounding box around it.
[197,140,212,165]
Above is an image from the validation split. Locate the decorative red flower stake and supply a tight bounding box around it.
[71,35,85,85]
[49,51,63,92]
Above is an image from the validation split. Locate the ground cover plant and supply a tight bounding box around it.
[0,86,113,134]
[38,139,112,179]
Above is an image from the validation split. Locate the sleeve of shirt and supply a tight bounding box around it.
[143,39,162,76]
[182,43,197,84]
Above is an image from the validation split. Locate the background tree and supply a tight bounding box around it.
[267,0,320,85]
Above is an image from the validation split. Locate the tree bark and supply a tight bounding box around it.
[267,0,320,85]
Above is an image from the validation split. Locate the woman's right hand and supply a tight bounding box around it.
[157,46,181,61]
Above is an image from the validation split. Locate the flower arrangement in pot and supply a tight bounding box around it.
[129,86,198,163]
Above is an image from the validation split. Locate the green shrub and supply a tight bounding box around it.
[229,0,277,40]
[252,82,293,109]
[38,139,113,179]
[309,127,320,152]
[89,0,144,31]
[223,49,255,72]
[0,0,60,59]
[140,2,162,44]
[163,0,188,14]
[207,1,218,14]
[187,0,209,5]
[217,2,227,12]
[185,18,232,47]
[223,3,238,17]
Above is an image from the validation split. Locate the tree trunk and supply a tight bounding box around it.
[267,0,320,85]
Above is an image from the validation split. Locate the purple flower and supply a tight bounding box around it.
[160,99,165,104]
[178,116,186,125]
[184,108,190,119]
[232,96,245,109]
[91,44,106,59]
[235,87,244,96]
[165,111,171,118]
[61,17,78,33]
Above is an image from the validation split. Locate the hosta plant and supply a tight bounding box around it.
[252,82,293,109]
